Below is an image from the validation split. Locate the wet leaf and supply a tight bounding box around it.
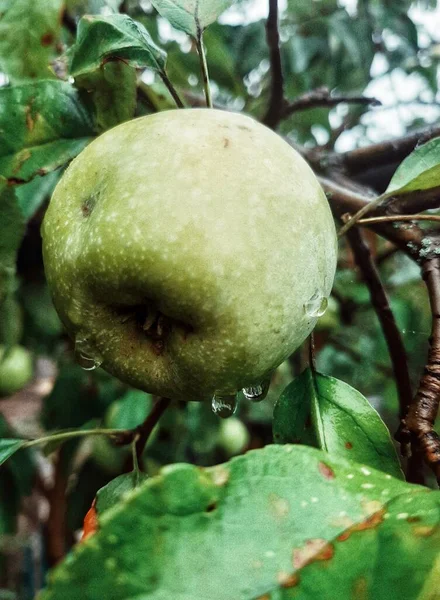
[385,136,440,197]
[69,14,167,77]
[0,81,94,184]
[151,0,236,37]
[273,369,403,480]
[39,445,437,599]
[0,0,63,83]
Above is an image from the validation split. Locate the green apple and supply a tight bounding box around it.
[0,345,33,397]
[42,109,337,403]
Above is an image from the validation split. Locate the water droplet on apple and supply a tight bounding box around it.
[242,378,270,402]
[304,290,328,318]
[74,336,103,371]
[211,394,238,418]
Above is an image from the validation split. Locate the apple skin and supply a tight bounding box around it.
[42,109,337,402]
[0,345,33,397]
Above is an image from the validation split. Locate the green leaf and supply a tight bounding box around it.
[96,472,149,515]
[39,445,438,599]
[69,14,167,77]
[0,80,94,184]
[385,137,440,197]
[0,0,63,83]
[151,0,236,37]
[0,439,25,466]
[15,170,60,220]
[273,369,403,480]
[106,389,152,431]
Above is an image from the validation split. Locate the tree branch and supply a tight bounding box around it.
[337,125,440,176]
[346,227,413,423]
[135,397,171,464]
[263,0,284,129]
[405,257,440,484]
[282,87,380,118]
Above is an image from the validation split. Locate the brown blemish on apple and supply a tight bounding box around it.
[223,138,230,148]
[41,32,54,46]
[81,195,96,217]
[318,461,335,479]
[352,576,368,599]
[345,441,353,449]
[292,539,334,570]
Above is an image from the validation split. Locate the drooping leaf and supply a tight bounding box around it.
[15,170,61,220]
[273,369,403,479]
[39,445,438,600]
[0,0,63,83]
[0,439,25,466]
[69,14,167,77]
[96,472,149,515]
[385,137,440,197]
[0,81,94,184]
[151,0,236,37]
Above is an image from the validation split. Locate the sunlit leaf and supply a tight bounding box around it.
[151,0,236,37]
[385,137,440,197]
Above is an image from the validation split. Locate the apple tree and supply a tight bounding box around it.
[1,0,440,598]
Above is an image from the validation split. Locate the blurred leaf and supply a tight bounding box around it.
[385,137,440,196]
[0,81,94,184]
[15,170,60,220]
[96,471,149,514]
[106,389,152,431]
[151,0,235,37]
[0,439,25,466]
[69,14,167,77]
[0,0,63,83]
[0,295,22,348]
[40,445,438,600]
[273,369,403,479]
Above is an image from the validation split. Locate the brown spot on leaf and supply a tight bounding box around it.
[345,441,353,449]
[277,571,299,588]
[318,462,335,479]
[256,596,270,600]
[41,32,54,46]
[352,576,368,600]
[413,525,436,537]
[337,509,385,543]
[292,539,334,570]
[25,105,35,131]
[406,516,421,523]
[268,494,290,519]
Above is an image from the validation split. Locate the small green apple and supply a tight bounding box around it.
[217,417,250,456]
[42,109,337,403]
[0,345,33,397]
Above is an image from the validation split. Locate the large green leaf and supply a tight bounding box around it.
[39,445,438,600]
[69,14,167,77]
[0,0,63,83]
[151,0,236,37]
[385,137,440,197]
[0,80,94,184]
[273,369,403,480]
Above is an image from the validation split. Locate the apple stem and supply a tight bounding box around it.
[135,397,172,464]
[309,333,317,371]
[196,34,213,109]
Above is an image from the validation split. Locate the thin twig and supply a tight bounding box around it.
[282,87,380,118]
[195,36,212,108]
[358,214,440,225]
[263,0,284,128]
[346,227,413,424]
[159,71,185,108]
[135,397,171,464]
[405,258,440,484]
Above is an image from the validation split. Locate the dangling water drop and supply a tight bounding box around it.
[211,393,238,419]
[74,336,103,371]
[242,378,270,402]
[304,290,328,318]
